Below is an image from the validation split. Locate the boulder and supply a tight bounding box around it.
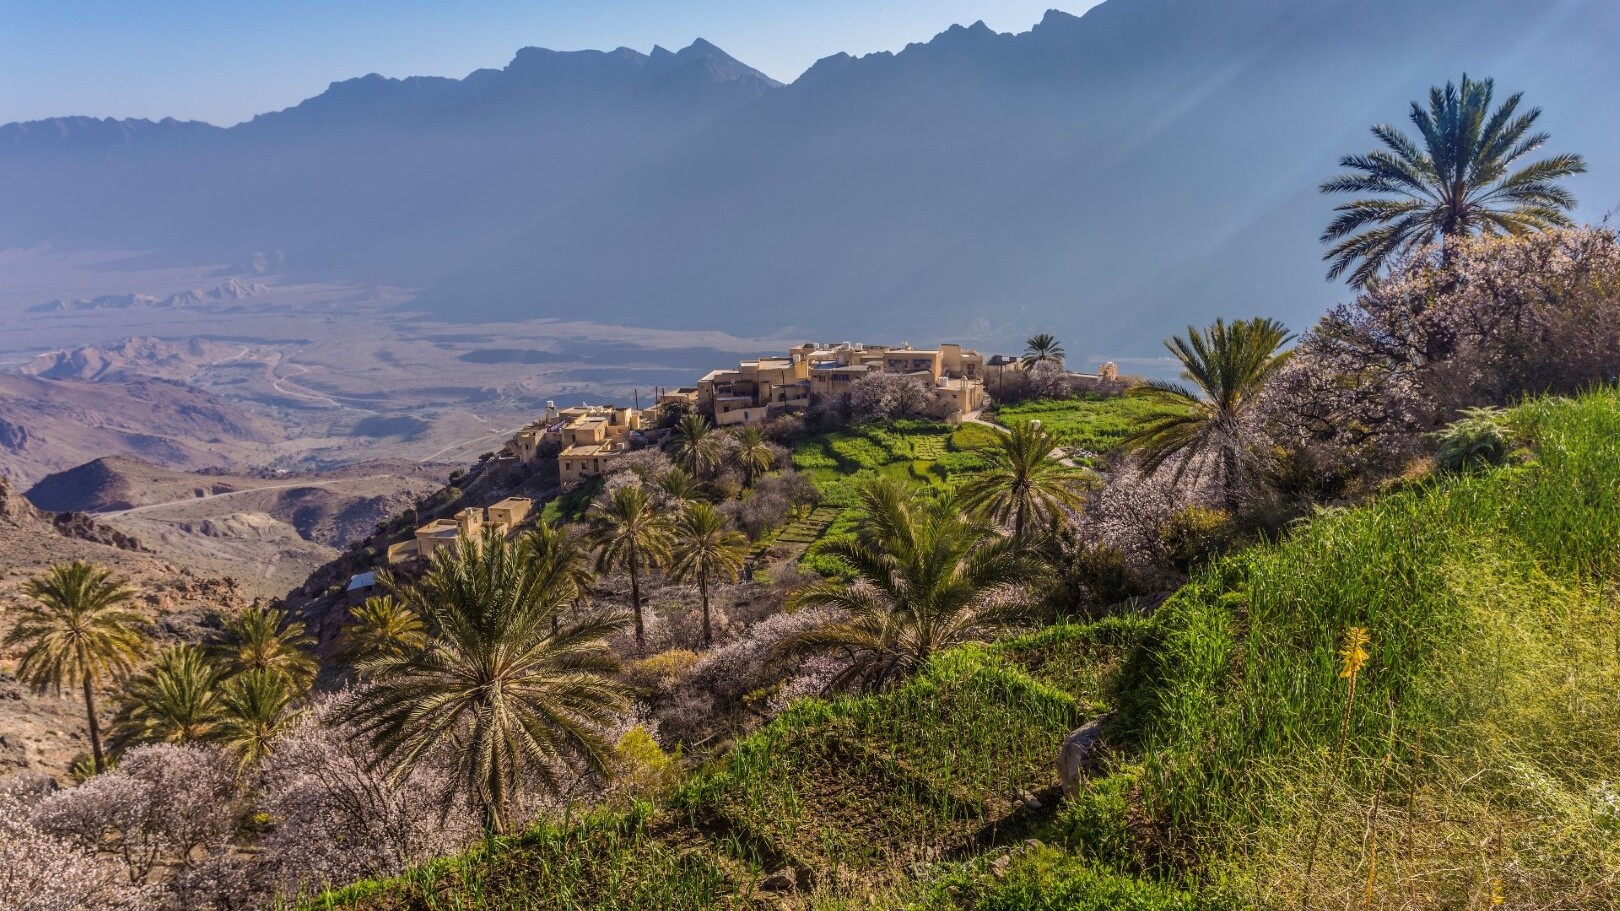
[758,867,804,893]
[1057,712,1113,796]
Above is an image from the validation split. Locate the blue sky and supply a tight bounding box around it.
[0,1,1101,125]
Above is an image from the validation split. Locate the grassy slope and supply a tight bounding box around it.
[991,395,1190,466]
[1122,390,1620,906]
[793,421,997,575]
[308,391,1620,910]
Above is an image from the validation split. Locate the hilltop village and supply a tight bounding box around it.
[508,340,1118,485]
[377,340,1118,565]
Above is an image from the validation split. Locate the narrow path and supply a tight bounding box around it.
[95,474,394,518]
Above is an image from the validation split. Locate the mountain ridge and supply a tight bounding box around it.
[3,0,1618,354]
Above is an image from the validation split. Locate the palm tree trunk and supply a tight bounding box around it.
[699,575,712,649]
[628,543,644,650]
[1221,444,1242,514]
[82,672,104,774]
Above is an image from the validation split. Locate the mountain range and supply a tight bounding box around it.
[4,0,1619,357]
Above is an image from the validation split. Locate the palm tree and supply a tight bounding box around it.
[959,421,1090,538]
[4,561,146,773]
[655,468,703,506]
[346,528,629,834]
[668,503,748,648]
[522,521,597,633]
[1021,333,1066,370]
[523,522,596,603]
[1322,74,1586,286]
[778,480,1040,692]
[213,668,299,768]
[115,645,220,746]
[731,426,776,487]
[210,605,318,690]
[671,413,724,479]
[1124,317,1293,510]
[588,485,673,650]
[340,595,427,665]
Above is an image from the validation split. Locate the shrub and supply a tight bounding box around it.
[31,744,241,888]
[1433,406,1517,474]
[625,649,701,696]
[1158,507,1237,573]
[0,790,134,911]
[610,727,680,803]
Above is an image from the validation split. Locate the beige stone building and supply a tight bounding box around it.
[500,341,1120,487]
[505,401,658,484]
[697,340,992,425]
[387,496,534,563]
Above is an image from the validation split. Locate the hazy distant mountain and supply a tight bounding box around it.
[4,0,1619,357]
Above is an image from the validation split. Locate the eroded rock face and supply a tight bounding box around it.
[1057,712,1113,796]
[0,419,30,451]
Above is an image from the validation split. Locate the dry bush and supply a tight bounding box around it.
[0,789,143,911]
[255,691,479,901]
[31,745,241,888]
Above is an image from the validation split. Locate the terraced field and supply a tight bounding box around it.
[790,421,996,574]
[307,620,1145,910]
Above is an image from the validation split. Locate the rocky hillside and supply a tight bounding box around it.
[25,456,447,600]
[0,372,282,485]
[0,474,250,785]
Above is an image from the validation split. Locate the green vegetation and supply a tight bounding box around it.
[306,806,735,911]
[1127,390,1620,905]
[541,475,602,525]
[991,396,1189,466]
[307,389,1620,909]
[792,421,995,573]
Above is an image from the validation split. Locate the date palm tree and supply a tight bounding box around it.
[115,644,221,746]
[1322,74,1586,286]
[588,485,673,650]
[731,425,776,487]
[4,561,146,773]
[1021,333,1066,370]
[959,421,1090,538]
[1124,317,1293,510]
[213,667,300,768]
[672,413,724,480]
[656,468,703,507]
[346,528,629,834]
[210,605,318,690]
[669,502,748,648]
[778,480,1040,692]
[340,595,427,665]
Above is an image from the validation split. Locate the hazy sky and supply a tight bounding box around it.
[0,1,1102,125]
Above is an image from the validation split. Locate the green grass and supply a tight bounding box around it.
[540,476,602,525]
[792,421,992,573]
[991,394,1189,465]
[300,806,740,911]
[1121,389,1620,906]
[310,391,1620,911]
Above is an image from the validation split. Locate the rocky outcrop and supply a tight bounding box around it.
[0,419,29,451]
[1057,712,1113,796]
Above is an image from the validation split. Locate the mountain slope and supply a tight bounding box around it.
[3,0,1619,356]
[0,373,283,485]
[305,389,1620,910]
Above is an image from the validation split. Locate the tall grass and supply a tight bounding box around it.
[300,807,736,911]
[992,395,1191,464]
[1127,390,1620,906]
